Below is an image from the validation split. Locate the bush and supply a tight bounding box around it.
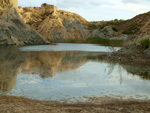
[112,27,118,32]
[86,37,123,46]
[114,19,118,21]
[122,30,133,34]
[99,25,104,29]
[122,23,140,34]
[87,24,98,30]
[140,38,150,49]
[86,37,110,43]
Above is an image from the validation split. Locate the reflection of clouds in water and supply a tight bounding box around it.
[17,74,42,84]
[8,61,150,101]
[0,47,89,92]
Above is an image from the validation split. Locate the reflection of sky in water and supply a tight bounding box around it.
[8,61,150,102]
[20,43,120,52]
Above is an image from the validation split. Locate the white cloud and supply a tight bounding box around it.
[122,0,150,4]
[104,0,150,13]
[90,0,102,6]
[56,0,85,8]
[122,0,140,3]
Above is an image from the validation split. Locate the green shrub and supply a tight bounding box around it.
[66,38,78,43]
[106,19,125,22]
[87,24,98,30]
[140,38,150,49]
[99,25,104,30]
[86,37,123,46]
[122,30,133,34]
[52,37,123,46]
[122,23,140,34]
[114,19,118,21]
[130,23,139,29]
[112,27,118,32]
[86,37,110,43]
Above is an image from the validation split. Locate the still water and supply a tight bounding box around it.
[20,43,120,52]
[0,43,150,102]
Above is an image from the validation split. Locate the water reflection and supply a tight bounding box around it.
[23,51,87,78]
[0,46,91,92]
[0,46,150,101]
[0,46,26,92]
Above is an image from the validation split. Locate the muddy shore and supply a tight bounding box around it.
[0,95,150,113]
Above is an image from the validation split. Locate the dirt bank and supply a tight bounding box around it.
[107,44,150,64]
[0,95,150,113]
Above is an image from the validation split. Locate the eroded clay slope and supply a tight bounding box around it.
[0,0,45,45]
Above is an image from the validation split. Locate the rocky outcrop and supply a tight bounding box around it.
[19,4,88,42]
[19,3,119,42]
[0,0,45,45]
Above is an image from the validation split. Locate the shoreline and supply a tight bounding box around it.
[0,95,150,113]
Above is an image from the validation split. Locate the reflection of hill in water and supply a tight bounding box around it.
[23,51,87,78]
[0,47,88,92]
[0,46,150,92]
[0,46,27,92]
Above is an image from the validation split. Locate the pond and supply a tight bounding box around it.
[19,43,120,52]
[0,43,150,102]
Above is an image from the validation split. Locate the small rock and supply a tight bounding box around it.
[131,56,135,59]
[118,57,121,60]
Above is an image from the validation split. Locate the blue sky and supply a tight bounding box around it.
[18,0,150,21]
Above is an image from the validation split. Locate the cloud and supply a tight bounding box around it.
[122,0,140,3]
[122,0,150,4]
[90,0,102,6]
[56,0,85,8]
[103,0,149,13]
[18,0,55,7]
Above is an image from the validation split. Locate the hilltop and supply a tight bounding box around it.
[100,11,150,35]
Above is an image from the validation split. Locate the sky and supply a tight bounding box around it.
[18,0,150,21]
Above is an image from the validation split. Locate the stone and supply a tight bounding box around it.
[102,26,116,37]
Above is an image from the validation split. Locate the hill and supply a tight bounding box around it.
[19,3,119,42]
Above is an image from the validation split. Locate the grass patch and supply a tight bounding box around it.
[86,37,124,46]
[86,37,122,43]
[86,37,110,43]
[65,38,84,43]
[122,23,140,34]
[87,24,105,30]
[50,37,124,47]
[140,38,150,49]
[122,30,133,34]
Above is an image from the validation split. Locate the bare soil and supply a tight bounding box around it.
[0,95,150,113]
